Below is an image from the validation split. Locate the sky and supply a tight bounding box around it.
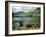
[12,6,37,13]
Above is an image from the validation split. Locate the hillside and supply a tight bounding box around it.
[12,8,40,17]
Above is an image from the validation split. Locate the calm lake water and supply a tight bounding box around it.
[13,16,40,22]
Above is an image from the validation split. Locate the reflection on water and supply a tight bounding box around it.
[13,16,40,22]
[13,17,32,22]
[12,16,40,30]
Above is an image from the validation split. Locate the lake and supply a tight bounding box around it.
[13,16,40,22]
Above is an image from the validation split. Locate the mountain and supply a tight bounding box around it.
[32,8,40,16]
[12,8,40,17]
[12,11,25,17]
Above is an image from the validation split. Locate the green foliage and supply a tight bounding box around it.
[14,7,40,17]
[12,7,41,30]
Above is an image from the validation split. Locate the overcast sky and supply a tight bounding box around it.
[12,6,37,13]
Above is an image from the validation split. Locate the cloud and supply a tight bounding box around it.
[12,6,37,13]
